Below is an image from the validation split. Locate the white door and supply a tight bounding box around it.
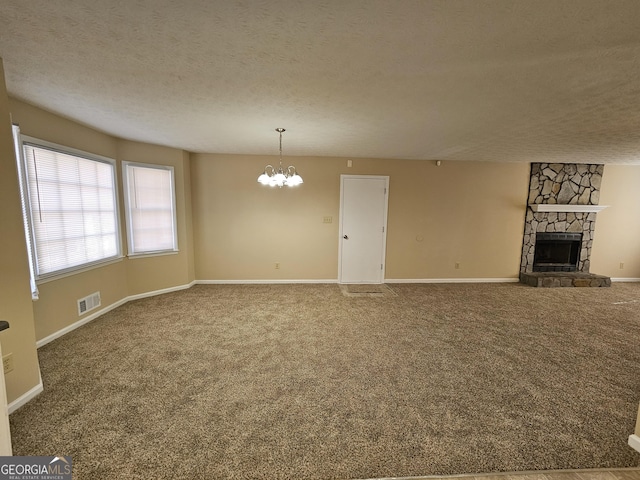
[339,175,389,283]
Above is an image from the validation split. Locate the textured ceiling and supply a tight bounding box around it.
[1,0,640,163]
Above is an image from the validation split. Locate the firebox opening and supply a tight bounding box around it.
[533,232,582,272]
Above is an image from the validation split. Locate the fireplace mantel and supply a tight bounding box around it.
[529,204,608,213]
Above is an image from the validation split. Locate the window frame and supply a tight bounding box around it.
[15,133,123,282]
[121,161,179,257]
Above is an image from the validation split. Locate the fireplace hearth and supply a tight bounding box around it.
[533,232,582,272]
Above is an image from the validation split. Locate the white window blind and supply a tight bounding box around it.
[21,140,120,278]
[123,162,178,255]
[12,126,39,298]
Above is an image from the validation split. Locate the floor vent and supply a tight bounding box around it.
[78,292,101,316]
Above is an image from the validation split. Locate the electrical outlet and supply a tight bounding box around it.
[275,262,280,270]
[619,262,624,269]
[323,216,332,224]
[3,353,14,374]
[455,262,460,269]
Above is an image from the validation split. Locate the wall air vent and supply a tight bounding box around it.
[78,291,101,316]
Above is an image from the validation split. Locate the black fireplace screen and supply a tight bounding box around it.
[533,232,582,272]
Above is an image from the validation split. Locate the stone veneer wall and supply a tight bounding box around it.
[520,163,604,274]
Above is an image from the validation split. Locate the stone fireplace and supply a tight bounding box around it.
[519,163,611,287]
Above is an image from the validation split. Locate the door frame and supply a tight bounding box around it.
[338,174,390,284]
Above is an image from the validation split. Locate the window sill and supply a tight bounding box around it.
[36,257,124,285]
[127,250,180,259]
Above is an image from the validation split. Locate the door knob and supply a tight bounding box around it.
[343,235,349,239]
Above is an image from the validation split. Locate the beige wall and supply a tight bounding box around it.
[31,263,127,341]
[636,403,640,436]
[590,165,640,279]
[183,150,196,282]
[192,154,342,280]
[8,99,195,343]
[8,99,118,159]
[191,154,530,280]
[385,160,528,279]
[0,59,42,404]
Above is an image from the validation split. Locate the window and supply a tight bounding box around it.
[14,132,121,284]
[122,162,178,256]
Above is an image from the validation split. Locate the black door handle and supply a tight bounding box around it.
[343,235,349,239]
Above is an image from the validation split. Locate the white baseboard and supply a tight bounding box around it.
[198,278,521,285]
[36,298,128,348]
[196,279,338,284]
[127,280,197,301]
[36,280,197,349]
[8,379,43,414]
[386,278,520,284]
[611,278,640,283]
[629,434,640,453]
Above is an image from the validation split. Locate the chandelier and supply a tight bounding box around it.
[257,128,303,187]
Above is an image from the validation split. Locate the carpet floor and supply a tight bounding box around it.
[9,282,640,479]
